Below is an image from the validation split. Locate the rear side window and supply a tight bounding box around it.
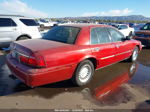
[20,19,38,26]
[107,27,124,42]
[0,18,17,27]
[91,27,111,44]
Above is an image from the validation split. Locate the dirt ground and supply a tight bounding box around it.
[0,48,150,111]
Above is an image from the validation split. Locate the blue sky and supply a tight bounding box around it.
[0,0,150,18]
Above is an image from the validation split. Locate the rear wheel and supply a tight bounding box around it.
[128,46,139,62]
[17,36,30,41]
[71,60,94,86]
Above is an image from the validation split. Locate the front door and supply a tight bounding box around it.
[107,27,133,62]
[90,27,117,68]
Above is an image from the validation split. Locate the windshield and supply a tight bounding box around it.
[118,25,128,29]
[43,26,80,44]
[141,23,150,30]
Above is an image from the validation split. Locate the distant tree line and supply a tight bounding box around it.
[51,18,149,23]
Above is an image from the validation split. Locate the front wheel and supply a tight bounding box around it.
[128,46,139,62]
[71,60,94,86]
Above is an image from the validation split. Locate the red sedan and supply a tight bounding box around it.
[7,24,142,87]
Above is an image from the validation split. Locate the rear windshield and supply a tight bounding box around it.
[43,26,80,44]
[141,23,150,30]
[20,19,38,26]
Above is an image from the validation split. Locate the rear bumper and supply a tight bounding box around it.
[7,54,77,87]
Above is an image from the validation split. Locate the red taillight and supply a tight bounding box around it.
[28,57,37,66]
[20,55,29,63]
[19,53,46,68]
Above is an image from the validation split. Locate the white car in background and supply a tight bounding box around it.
[0,15,41,47]
[38,19,58,28]
[117,24,134,37]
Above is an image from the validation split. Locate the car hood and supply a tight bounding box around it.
[14,39,72,52]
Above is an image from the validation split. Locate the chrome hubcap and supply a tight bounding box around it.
[79,64,92,83]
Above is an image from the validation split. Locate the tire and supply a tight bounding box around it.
[128,46,139,62]
[71,60,95,86]
[17,36,30,41]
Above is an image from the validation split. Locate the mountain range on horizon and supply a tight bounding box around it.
[57,15,150,22]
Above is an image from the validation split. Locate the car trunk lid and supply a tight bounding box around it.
[10,39,72,68]
[13,39,70,52]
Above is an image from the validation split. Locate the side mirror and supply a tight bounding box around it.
[125,36,131,40]
[121,36,131,41]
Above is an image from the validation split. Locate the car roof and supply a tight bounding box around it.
[61,24,110,28]
[0,14,34,19]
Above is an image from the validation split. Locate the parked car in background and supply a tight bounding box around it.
[38,19,58,28]
[133,22,150,47]
[129,23,135,27]
[133,23,145,32]
[7,24,142,87]
[117,24,134,37]
[0,15,41,47]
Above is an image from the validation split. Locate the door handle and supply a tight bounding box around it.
[92,47,101,52]
[116,45,120,48]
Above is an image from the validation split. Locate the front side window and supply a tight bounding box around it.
[0,18,17,27]
[43,26,80,44]
[140,23,150,30]
[107,28,124,42]
[20,19,38,26]
[91,27,110,44]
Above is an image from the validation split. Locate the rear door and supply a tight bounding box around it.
[90,27,117,68]
[107,27,133,62]
[0,18,18,43]
[19,19,40,38]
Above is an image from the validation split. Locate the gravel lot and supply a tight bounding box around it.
[0,48,150,111]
